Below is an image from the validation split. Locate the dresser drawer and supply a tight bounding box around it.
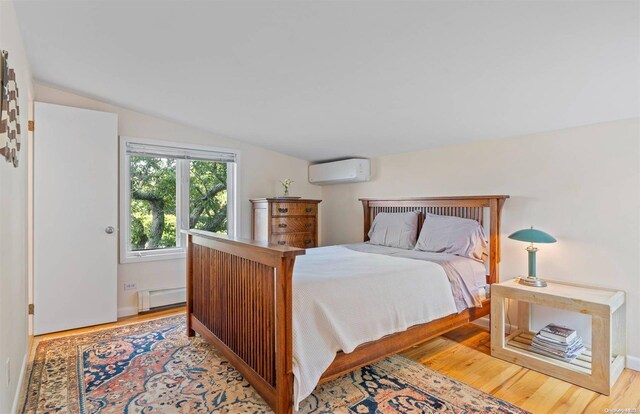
[271,233,315,248]
[271,217,315,234]
[271,202,317,216]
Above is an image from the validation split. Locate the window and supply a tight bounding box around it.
[129,156,178,250]
[120,137,238,262]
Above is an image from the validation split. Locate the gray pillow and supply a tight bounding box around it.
[367,211,420,249]
[414,213,488,261]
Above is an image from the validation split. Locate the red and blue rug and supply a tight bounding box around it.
[22,314,528,413]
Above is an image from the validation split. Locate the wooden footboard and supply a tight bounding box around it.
[186,230,305,414]
[186,195,507,414]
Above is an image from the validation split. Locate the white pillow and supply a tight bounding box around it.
[414,213,488,261]
[367,211,420,249]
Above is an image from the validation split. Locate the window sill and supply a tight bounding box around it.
[120,249,186,264]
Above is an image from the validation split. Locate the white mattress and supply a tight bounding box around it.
[292,245,460,408]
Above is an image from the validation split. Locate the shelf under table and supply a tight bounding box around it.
[505,331,618,375]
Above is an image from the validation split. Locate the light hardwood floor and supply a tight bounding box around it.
[29,308,640,414]
[402,324,640,414]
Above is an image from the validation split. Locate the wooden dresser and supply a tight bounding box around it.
[251,198,321,248]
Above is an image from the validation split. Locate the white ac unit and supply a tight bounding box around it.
[309,158,371,185]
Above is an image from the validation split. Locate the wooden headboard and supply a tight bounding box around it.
[360,195,509,284]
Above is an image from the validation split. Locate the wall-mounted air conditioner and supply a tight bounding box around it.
[309,158,371,185]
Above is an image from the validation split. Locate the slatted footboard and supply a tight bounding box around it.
[185,195,508,414]
[185,230,304,414]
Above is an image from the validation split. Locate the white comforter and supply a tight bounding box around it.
[292,245,458,408]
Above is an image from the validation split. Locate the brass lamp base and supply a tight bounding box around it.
[518,276,547,287]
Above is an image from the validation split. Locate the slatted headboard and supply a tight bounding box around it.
[360,195,509,284]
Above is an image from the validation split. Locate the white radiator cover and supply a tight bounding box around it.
[137,287,186,312]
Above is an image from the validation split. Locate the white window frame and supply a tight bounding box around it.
[119,136,239,263]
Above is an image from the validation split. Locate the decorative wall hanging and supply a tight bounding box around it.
[0,50,22,168]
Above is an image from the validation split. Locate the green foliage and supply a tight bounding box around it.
[129,156,228,251]
[129,156,177,250]
[189,161,227,233]
[130,212,147,249]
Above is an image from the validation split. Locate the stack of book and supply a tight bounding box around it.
[530,323,585,362]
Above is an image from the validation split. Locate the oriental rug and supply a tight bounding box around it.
[22,314,528,413]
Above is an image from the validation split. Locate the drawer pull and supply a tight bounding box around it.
[277,241,286,245]
[278,208,289,213]
[305,208,313,213]
[304,239,312,245]
[278,223,287,228]
[305,223,312,228]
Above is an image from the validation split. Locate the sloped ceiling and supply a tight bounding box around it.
[15,0,639,161]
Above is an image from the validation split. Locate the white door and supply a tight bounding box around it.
[34,102,118,335]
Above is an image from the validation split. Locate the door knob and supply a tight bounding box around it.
[105,226,115,234]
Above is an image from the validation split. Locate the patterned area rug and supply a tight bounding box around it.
[22,315,528,413]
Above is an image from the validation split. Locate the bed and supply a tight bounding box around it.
[185,195,508,413]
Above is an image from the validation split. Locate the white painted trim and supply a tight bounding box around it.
[471,316,520,333]
[627,354,640,371]
[226,159,239,238]
[178,157,189,245]
[117,306,139,318]
[118,136,240,263]
[11,353,28,414]
[121,136,240,158]
[120,248,186,264]
[471,316,490,330]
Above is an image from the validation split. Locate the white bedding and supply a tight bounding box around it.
[292,245,459,408]
[343,242,488,311]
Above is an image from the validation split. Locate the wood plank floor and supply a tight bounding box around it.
[402,324,640,414]
[29,308,640,413]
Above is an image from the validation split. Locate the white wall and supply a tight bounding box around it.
[0,1,34,412]
[320,119,640,367]
[34,83,322,317]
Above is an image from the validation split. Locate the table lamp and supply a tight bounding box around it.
[508,226,556,287]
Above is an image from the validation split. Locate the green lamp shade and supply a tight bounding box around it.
[508,227,557,244]
[509,226,556,285]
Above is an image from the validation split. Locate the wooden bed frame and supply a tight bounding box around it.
[186,195,508,413]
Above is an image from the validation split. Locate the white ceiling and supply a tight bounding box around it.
[15,1,640,161]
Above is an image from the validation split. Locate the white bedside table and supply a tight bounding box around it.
[490,278,626,395]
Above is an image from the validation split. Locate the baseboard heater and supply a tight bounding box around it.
[137,287,186,313]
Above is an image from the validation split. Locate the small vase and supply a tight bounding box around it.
[283,188,290,197]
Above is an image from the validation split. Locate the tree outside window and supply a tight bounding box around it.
[130,156,177,250]
[122,139,236,262]
[129,158,229,252]
[189,161,228,233]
